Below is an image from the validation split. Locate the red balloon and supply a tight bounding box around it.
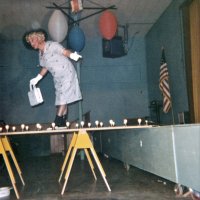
[99,11,117,40]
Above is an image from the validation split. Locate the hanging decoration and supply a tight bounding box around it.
[68,26,85,52]
[70,0,83,13]
[48,10,68,43]
[99,11,118,40]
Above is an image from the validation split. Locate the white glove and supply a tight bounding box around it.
[30,74,43,86]
[70,51,82,61]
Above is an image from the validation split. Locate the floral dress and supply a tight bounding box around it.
[39,41,82,105]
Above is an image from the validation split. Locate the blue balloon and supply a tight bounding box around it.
[68,26,85,52]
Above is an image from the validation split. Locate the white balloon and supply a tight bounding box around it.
[48,10,68,42]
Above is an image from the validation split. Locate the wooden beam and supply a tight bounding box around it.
[46,6,117,10]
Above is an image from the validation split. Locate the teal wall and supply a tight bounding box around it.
[146,0,189,124]
[81,37,148,125]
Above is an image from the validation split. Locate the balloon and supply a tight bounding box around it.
[68,26,85,52]
[99,11,117,40]
[48,10,68,42]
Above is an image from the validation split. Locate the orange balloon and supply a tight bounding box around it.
[99,11,117,40]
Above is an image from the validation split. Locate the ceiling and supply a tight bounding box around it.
[0,0,172,40]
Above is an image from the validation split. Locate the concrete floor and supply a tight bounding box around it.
[0,153,191,200]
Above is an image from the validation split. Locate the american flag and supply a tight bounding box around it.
[159,49,171,113]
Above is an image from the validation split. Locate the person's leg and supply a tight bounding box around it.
[61,105,68,123]
[62,106,68,124]
[57,104,67,116]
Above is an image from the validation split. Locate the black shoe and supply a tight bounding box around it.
[54,115,65,127]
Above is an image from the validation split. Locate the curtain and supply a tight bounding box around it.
[189,0,200,122]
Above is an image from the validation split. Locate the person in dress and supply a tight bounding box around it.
[24,29,82,127]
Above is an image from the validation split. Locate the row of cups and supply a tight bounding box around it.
[0,118,147,132]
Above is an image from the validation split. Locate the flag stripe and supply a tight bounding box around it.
[159,49,171,113]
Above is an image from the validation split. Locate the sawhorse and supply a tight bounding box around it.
[58,129,111,195]
[0,136,25,199]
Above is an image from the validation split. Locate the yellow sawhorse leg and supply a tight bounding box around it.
[0,137,20,199]
[60,130,111,195]
[2,136,25,186]
[84,148,97,180]
[58,132,77,182]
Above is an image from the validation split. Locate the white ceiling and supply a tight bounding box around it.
[79,0,173,37]
[0,0,172,39]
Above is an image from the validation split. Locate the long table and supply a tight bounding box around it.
[0,125,151,199]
